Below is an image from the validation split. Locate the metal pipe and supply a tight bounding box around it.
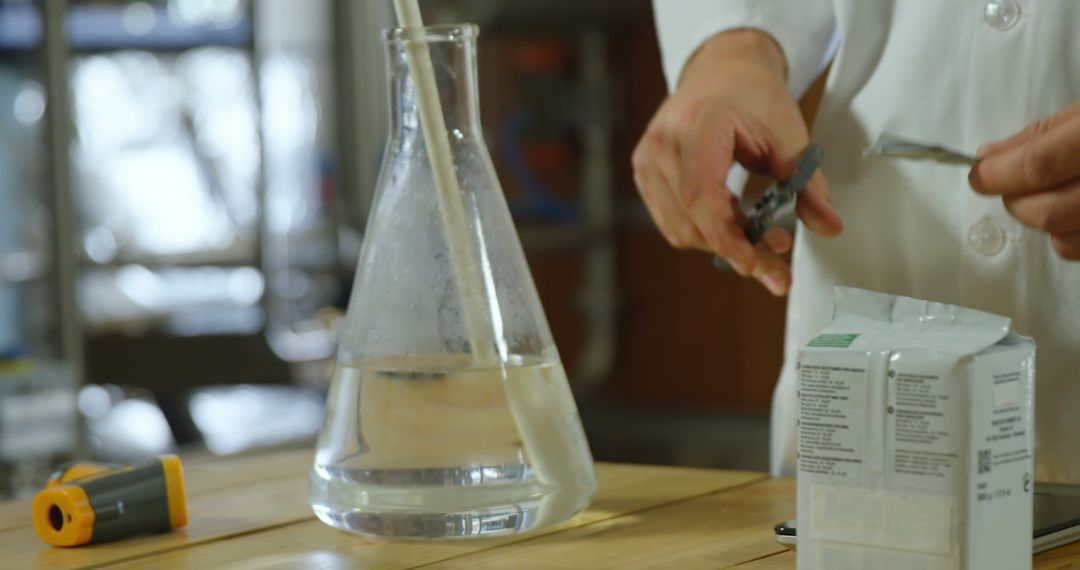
[41,0,82,377]
[334,0,391,234]
[571,28,616,400]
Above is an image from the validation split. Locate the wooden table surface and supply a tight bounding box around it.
[2,449,1077,569]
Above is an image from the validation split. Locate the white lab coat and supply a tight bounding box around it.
[654,0,1080,483]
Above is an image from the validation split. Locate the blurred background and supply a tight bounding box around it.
[0,0,818,498]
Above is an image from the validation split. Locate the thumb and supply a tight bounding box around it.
[762,118,843,238]
[977,100,1080,159]
[797,170,843,237]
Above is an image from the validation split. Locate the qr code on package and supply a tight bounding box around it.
[979,449,992,474]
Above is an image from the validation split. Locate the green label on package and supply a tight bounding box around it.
[808,333,860,348]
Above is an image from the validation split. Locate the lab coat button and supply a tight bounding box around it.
[968,217,1007,256]
[985,0,1021,31]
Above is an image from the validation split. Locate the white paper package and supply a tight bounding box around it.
[797,287,1035,569]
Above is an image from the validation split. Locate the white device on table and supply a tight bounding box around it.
[774,483,1080,553]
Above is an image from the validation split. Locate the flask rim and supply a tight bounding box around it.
[383,23,479,45]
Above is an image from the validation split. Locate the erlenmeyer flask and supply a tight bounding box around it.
[308,23,597,539]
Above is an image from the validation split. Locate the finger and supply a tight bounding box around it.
[632,132,680,245]
[754,101,813,182]
[731,116,781,176]
[746,103,844,237]
[678,111,757,270]
[795,170,843,237]
[1051,231,1080,261]
[636,169,708,250]
[633,134,708,250]
[970,112,1080,196]
[978,126,1040,160]
[762,227,792,255]
[653,144,713,250]
[750,239,791,296]
[977,101,1080,159]
[635,171,699,249]
[1002,179,1080,236]
[686,176,756,274]
[722,194,755,276]
[677,105,734,208]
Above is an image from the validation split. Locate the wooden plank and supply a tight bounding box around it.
[1,465,313,569]
[178,448,315,493]
[1035,540,1080,568]
[100,464,766,569]
[417,477,794,569]
[9,450,1079,570]
[0,499,29,532]
[0,449,313,533]
[730,551,793,568]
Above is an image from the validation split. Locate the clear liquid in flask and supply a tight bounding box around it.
[308,354,597,538]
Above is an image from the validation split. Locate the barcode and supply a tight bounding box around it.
[978,449,992,474]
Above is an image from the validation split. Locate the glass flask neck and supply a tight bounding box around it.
[385,24,482,137]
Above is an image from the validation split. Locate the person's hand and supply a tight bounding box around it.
[969,101,1080,259]
[631,29,842,296]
